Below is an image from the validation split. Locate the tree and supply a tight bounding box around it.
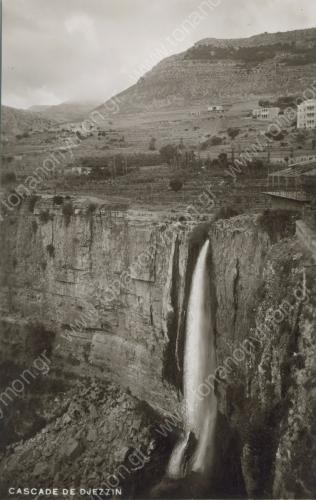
[259,99,271,107]
[149,137,156,151]
[227,128,240,140]
[210,136,223,146]
[160,144,178,165]
[265,131,285,142]
[3,156,13,163]
[169,177,183,192]
[200,136,223,150]
[296,131,307,145]
[218,152,228,167]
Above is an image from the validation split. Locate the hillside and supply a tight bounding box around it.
[28,100,101,123]
[99,28,316,113]
[1,105,57,137]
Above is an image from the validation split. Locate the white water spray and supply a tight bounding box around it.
[168,239,217,478]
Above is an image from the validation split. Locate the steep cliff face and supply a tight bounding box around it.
[0,196,195,412]
[210,215,271,348]
[0,198,315,498]
[0,200,269,414]
[209,216,316,498]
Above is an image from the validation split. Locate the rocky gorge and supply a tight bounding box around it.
[0,195,315,499]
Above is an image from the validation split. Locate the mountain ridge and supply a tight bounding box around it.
[195,27,316,47]
[28,100,101,123]
[1,105,57,137]
[97,27,316,114]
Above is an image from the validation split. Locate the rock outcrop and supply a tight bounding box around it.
[0,377,170,499]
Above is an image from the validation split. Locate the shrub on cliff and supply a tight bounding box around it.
[39,210,53,224]
[258,209,299,241]
[26,322,55,358]
[214,205,240,221]
[29,195,40,213]
[31,220,38,234]
[62,202,74,226]
[87,203,97,215]
[53,195,64,205]
[46,244,55,258]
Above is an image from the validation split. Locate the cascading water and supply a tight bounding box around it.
[168,239,217,479]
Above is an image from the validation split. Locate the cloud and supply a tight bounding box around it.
[2,0,316,108]
[65,14,99,50]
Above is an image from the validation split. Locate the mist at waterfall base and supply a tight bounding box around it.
[168,239,217,479]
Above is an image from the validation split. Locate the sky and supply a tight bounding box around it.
[2,0,316,109]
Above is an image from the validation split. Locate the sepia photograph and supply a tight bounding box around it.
[1,0,316,498]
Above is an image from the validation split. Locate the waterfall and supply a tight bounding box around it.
[168,239,217,478]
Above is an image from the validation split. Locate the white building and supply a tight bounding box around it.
[65,165,92,176]
[252,107,280,120]
[297,99,316,129]
[208,105,224,113]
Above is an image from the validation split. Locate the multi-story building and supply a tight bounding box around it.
[252,107,280,120]
[297,99,316,129]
